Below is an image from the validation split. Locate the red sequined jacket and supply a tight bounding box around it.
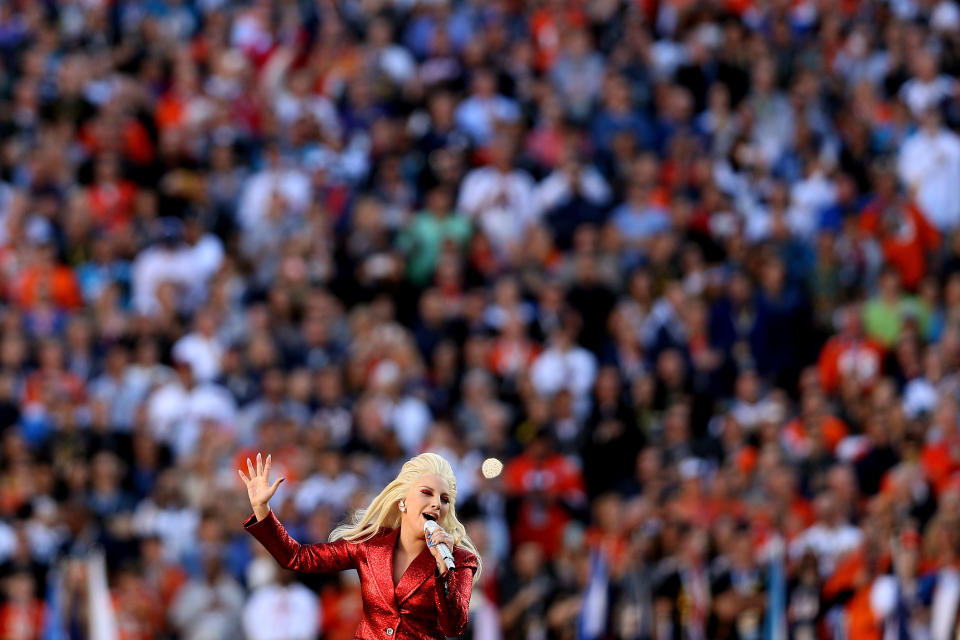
[242,510,478,639]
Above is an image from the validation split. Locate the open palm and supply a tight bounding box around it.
[238,452,284,508]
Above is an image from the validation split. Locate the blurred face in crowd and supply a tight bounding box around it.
[424,186,451,216]
[878,269,901,299]
[664,404,690,446]
[919,105,942,133]
[656,350,686,388]
[734,370,760,403]
[813,493,840,526]
[514,541,545,579]
[761,257,786,294]
[3,571,36,604]
[471,69,496,99]
[489,136,515,172]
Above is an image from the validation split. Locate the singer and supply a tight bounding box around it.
[238,451,481,639]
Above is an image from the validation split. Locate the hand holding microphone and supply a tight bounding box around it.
[424,519,455,572]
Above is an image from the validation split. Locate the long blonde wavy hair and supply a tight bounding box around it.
[329,452,482,581]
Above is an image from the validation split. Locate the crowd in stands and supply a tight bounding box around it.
[2,0,960,638]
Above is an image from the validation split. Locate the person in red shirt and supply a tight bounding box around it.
[488,311,539,380]
[319,574,364,640]
[502,428,587,559]
[921,395,960,495]
[86,154,138,234]
[817,303,884,395]
[22,339,85,408]
[78,102,153,168]
[859,167,940,291]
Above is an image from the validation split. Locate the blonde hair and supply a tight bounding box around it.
[329,452,482,581]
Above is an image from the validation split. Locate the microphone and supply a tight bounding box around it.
[423,519,455,570]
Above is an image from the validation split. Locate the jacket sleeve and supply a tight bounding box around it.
[433,549,479,637]
[242,510,358,573]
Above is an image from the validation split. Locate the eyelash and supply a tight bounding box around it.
[421,489,450,504]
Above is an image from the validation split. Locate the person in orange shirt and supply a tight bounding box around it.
[111,562,166,640]
[528,0,587,73]
[782,388,849,459]
[12,240,82,311]
[582,492,630,575]
[488,312,539,380]
[0,569,45,640]
[822,540,891,640]
[154,61,201,134]
[319,574,364,640]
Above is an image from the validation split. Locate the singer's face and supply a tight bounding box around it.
[402,474,452,537]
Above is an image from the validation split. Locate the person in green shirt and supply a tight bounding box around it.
[396,185,472,286]
[862,267,931,348]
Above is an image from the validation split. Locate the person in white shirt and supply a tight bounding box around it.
[182,212,225,308]
[146,355,237,460]
[457,135,537,258]
[242,569,321,640]
[237,145,312,232]
[788,491,863,577]
[534,148,612,216]
[170,552,245,640]
[454,68,521,145]
[131,218,195,317]
[898,49,957,117]
[272,68,341,138]
[788,157,837,241]
[172,307,224,383]
[529,316,597,419]
[898,107,960,231]
[294,448,360,517]
[131,470,199,565]
[366,16,416,86]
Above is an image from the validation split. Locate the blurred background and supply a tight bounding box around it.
[0,0,959,638]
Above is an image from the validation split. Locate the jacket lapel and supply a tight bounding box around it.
[368,528,399,607]
[394,547,437,605]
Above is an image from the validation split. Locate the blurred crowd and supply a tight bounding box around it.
[2,0,960,639]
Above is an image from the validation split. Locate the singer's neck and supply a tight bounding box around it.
[398,522,428,558]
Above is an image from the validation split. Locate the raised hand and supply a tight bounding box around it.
[238,452,284,520]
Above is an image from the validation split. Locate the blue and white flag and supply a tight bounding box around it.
[41,563,68,640]
[763,537,787,640]
[578,549,609,640]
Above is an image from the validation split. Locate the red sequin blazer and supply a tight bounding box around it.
[243,510,478,639]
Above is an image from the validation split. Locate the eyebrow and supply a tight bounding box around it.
[420,485,450,498]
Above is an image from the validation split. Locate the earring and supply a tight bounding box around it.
[399,501,406,512]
